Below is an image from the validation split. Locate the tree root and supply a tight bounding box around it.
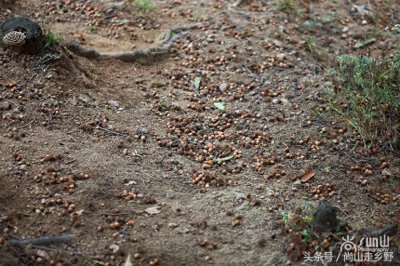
[64,23,202,62]
[7,235,74,247]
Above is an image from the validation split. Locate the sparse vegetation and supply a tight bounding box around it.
[329,49,400,149]
[38,20,62,49]
[134,0,154,10]
[86,24,95,33]
[305,36,331,63]
[277,0,297,13]
[44,30,62,48]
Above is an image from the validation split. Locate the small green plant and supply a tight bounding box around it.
[135,0,154,10]
[281,212,289,223]
[44,31,62,49]
[277,0,297,13]
[323,165,332,173]
[305,36,330,63]
[86,24,95,33]
[39,20,62,49]
[330,49,400,149]
[300,229,311,242]
[276,0,306,20]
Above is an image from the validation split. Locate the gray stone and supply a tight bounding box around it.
[219,83,228,92]
[0,101,12,111]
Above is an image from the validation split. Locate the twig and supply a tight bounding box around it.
[342,151,360,164]
[132,149,143,158]
[15,118,37,129]
[6,99,19,107]
[192,86,201,97]
[7,235,74,247]
[65,159,76,165]
[96,126,130,136]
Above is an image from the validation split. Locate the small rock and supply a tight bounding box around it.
[0,101,12,111]
[280,98,289,105]
[137,128,148,135]
[176,226,191,234]
[206,35,215,43]
[108,100,120,108]
[33,81,45,89]
[292,180,302,187]
[109,244,120,253]
[109,1,127,10]
[382,169,392,176]
[168,222,179,228]
[219,83,228,92]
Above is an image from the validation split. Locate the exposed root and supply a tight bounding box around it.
[64,23,202,62]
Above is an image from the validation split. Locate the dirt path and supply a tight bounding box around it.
[1,0,399,265]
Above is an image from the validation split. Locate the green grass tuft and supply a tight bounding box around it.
[277,0,297,13]
[135,0,154,10]
[329,50,400,149]
[44,31,62,49]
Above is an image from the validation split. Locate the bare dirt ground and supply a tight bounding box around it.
[1,0,400,265]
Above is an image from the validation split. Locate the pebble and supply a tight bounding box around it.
[219,83,228,92]
[0,101,12,111]
[108,100,120,108]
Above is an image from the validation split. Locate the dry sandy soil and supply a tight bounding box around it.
[0,0,400,265]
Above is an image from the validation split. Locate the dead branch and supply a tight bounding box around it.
[7,235,74,247]
[65,23,202,62]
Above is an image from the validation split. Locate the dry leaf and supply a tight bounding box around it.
[145,205,161,215]
[301,169,315,183]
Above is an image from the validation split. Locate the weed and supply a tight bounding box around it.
[323,165,332,173]
[277,0,297,13]
[86,24,95,33]
[309,107,322,117]
[158,100,172,112]
[300,229,311,242]
[322,83,344,115]
[304,36,330,63]
[303,20,316,30]
[44,30,62,49]
[329,50,400,149]
[38,20,62,49]
[281,212,289,223]
[134,0,154,10]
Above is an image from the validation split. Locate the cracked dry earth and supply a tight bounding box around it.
[1,0,400,265]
